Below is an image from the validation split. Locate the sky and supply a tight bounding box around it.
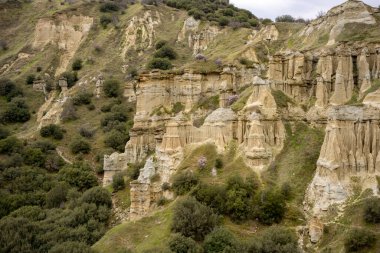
[230,0,379,20]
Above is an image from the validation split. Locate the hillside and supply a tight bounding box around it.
[1,0,380,252]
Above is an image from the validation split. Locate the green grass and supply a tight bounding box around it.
[231,86,253,112]
[271,89,294,109]
[93,203,174,253]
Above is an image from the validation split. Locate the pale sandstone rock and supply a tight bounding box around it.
[33,15,93,76]
[308,218,324,243]
[248,24,279,44]
[121,11,161,58]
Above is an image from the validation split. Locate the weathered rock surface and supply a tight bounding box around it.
[33,15,93,76]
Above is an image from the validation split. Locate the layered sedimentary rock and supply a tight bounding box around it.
[121,11,161,58]
[248,24,279,44]
[306,106,380,216]
[32,15,93,76]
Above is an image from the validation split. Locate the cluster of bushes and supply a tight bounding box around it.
[99,1,130,28]
[60,71,78,88]
[275,14,309,23]
[147,41,177,70]
[167,197,299,253]
[165,0,259,28]
[0,79,30,124]
[71,59,83,71]
[72,91,93,107]
[344,228,377,252]
[40,124,65,140]
[70,138,91,155]
[100,92,134,152]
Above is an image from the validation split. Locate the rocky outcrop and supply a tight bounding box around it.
[299,0,377,47]
[121,11,161,58]
[177,17,221,55]
[32,15,93,76]
[248,24,279,44]
[306,106,380,217]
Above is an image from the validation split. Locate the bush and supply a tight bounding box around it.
[58,163,98,190]
[147,58,173,70]
[1,98,30,124]
[0,78,16,97]
[100,15,112,28]
[81,186,112,208]
[26,74,35,85]
[104,130,128,152]
[275,15,295,23]
[0,136,23,155]
[363,197,380,224]
[103,79,121,98]
[218,17,229,26]
[22,147,46,167]
[172,197,219,241]
[168,234,202,253]
[79,127,95,138]
[127,162,143,180]
[112,173,125,191]
[215,158,223,169]
[72,59,83,71]
[100,2,120,12]
[46,183,69,208]
[203,228,239,253]
[254,226,300,253]
[49,241,94,253]
[73,91,93,106]
[40,124,64,140]
[172,102,185,114]
[254,188,286,225]
[155,40,168,50]
[344,228,376,252]
[154,46,177,60]
[193,183,226,214]
[261,18,273,25]
[0,127,10,140]
[70,139,91,154]
[60,72,78,88]
[172,171,199,195]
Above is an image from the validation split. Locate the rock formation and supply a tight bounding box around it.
[32,15,93,76]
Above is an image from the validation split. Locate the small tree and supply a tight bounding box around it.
[1,98,30,124]
[171,197,219,241]
[255,189,286,225]
[103,79,121,98]
[81,186,112,208]
[147,58,173,70]
[70,138,91,154]
[344,228,376,252]
[363,197,380,224]
[203,228,240,253]
[72,91,92,106]
[40,124,64,140]
[72,59,83,71]
[154,46,177,60]
[256,226,300,253]
[104,130,128,152]
[112,172,125,191]
[168,234,202,253]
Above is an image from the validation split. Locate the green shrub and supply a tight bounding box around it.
[261,18,273,25]
[147,58,173,70]
[127,162,143,180]
[46,183,69,208]
[40,124,64,140]
[0,136,23,155]
[104,130,128,152]
[100,2,119,12]
[215,158,223,169]
[79,127,95,139]
[155,40,168,50]
[172,102,185,114]
[193,183,226,214]
[0,127,10,140]
[58,163,98,190]
[1,98,30,123]
[154,46,177,60]
[363,197,380,224]
[0,78,21,101]
[72,59,83,71]
[344,228,376,252]
[254,226,300,253]
[172,197,219,241]
[61,100,78,122]
[26,74,35,85]
[60,72,78,88]
[203,228,239,253]
[275,15,296,23]
[103,79,121,98]
[73,91,93,106]
[70,139,91,154]
[218,17,229,26]
[168,234,202,253]
[172,170,199,195]
[254,188,286,225]
[100,15,112,28]
[49,241,94,253]
[112,172,125,191]
[82,186,112,208]
[22,147,46,167]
